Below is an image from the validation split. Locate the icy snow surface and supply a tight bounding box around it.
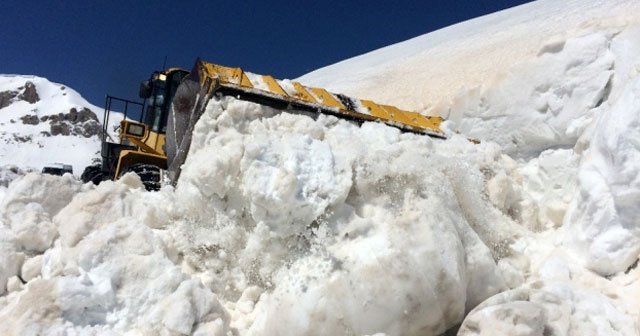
[2,0,640,335]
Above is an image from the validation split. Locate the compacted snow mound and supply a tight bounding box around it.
[178,98,511,335]
[0,97,513,335]
[300,0,640,331]
[563,76,640,276]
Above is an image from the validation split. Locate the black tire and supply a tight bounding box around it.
[121,164,161,191]
[81,164,104,185]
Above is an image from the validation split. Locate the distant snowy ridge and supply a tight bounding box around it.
[0,75,122,176]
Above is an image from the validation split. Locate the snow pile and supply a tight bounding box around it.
[564,76,640,275]
[297,0,640,333]
[0,174,232,335]
[1,0,640,334]
[0,97,513,334]
[0,75,121,173]
[179,99,512,335]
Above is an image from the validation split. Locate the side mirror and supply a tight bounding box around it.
[139,80,151,98]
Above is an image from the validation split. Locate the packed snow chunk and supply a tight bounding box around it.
[58,269,117,326]
[180,97,351,237]
[564,76,640,275]
[453,31,615,158]
[458,280,637,336]
[148,279,230,335]
[489,149,579,232]
[0,279,62,335]
[30,208,231,334]
[241,131,347,235]
[1,173,82,252]
[54,177,147,247]
[518,149,578,230]
[21,254,43,282]
[0,228,24,295]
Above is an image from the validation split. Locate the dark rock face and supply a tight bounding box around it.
[13,105,101,139]
[13,134,32,142]
[20,114,39,125]
[42,108,101,138]
[50,122,71,136]
[0,81,40,109]
[41,108,99,124]
[0,91,18,109]
[77,120,102,137]
[18,81,39,104]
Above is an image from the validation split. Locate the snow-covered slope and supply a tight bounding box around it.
[0,75,121,178]
[299,0,639,158]
[1,0,640,335]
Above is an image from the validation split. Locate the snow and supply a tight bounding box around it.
[1,0,640,335]
[0,75,122,175]
[563,75,640,275]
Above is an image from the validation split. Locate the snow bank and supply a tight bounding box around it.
[0,174,232,335]
[178,98,514,335]
[563,76,640,275]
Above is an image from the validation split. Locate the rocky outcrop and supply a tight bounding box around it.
[0,91,18,109]
[0,81,40,110]
[18,107,101,138]
[41,107,99,124]
[20,115,39,125]
[17,82,39,104]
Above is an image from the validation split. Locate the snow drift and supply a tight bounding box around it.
[1,0,640,335]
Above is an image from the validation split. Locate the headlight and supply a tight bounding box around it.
[126,123,145,137]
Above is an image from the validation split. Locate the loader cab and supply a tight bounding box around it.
[139,68,189,133]
[84,67,189,191]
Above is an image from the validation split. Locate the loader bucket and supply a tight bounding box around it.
[166,59,447,185]
[166,64,207,183]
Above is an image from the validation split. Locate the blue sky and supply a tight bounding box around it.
[1,0,533,107]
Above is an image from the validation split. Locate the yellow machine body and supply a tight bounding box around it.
[114,119,167,178]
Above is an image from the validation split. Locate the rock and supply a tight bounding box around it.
[18,81,39,104]
[13,135,32,143]
[20,114,39,125]
[50,122,70,136]
[41,108,100,137]
[76,107,99,122]
[0,90,17,109]
[75,121,101,138]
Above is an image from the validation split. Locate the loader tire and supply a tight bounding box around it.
[121,164,161,191]
[81,164,104,185]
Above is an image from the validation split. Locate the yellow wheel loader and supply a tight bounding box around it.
[82,59,446,190]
